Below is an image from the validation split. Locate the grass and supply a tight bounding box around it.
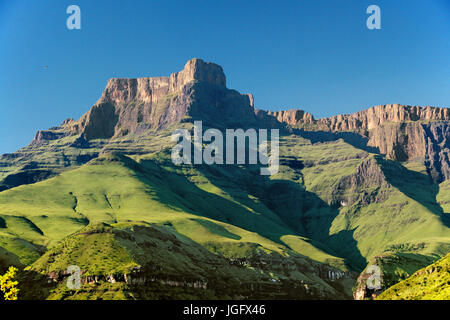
[22,222,346,300]
[377,253,450,300]
[0,133,449,299]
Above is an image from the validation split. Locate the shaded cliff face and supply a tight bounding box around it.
[424,122,450,182]
[366,121,450,182]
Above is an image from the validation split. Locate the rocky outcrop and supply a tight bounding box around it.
[31,130,68,145]
[96,59,225,106]
[353,270,384,300]
[46,269,208,289]
[61,118,75,126]
[264,109,315,126]
[75,102,118,140]
[332,157,391,207]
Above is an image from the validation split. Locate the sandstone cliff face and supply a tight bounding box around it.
[266,104,449,132]
[266,104,450,182]
[96,58,226,106]
[367,122,427,161]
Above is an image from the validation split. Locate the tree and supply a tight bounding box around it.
[0,266,19,300]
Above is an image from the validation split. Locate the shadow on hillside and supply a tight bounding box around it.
[294,129,380,154]
[16,269,57,300]
[377,157,450,228]
[298,189,367,271]
[137,158,296,244]
[134,154,366,271]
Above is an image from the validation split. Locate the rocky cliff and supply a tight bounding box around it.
[316,104,449,131]
[267,104,449,131]
[264,104,450,182]
[264,109,315,126]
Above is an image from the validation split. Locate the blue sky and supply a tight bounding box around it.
[0,0,449,154]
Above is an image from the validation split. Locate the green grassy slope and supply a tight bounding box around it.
[353,251,441,299]
[0,148,347,262]
[0,149,354,298]
[377,253,450,300]
[0,133,449,299]
[274,136,450,271]
[20,222,346,300]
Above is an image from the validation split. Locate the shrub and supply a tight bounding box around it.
[0,266,19,300]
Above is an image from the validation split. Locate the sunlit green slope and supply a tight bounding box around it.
[273,136,450,271]
[377,253,450,300]
[19,222,347,300]
[0,134,449,299]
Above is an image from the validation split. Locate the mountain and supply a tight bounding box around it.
[0,59,273,191]
[0,58,449,300]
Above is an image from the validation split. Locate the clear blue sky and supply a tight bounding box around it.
[0,0,449,154]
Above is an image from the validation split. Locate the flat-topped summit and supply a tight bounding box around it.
[98,58,226,105]
[175,58,226,88]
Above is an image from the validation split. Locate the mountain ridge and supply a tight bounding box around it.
[22,58,449,184]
